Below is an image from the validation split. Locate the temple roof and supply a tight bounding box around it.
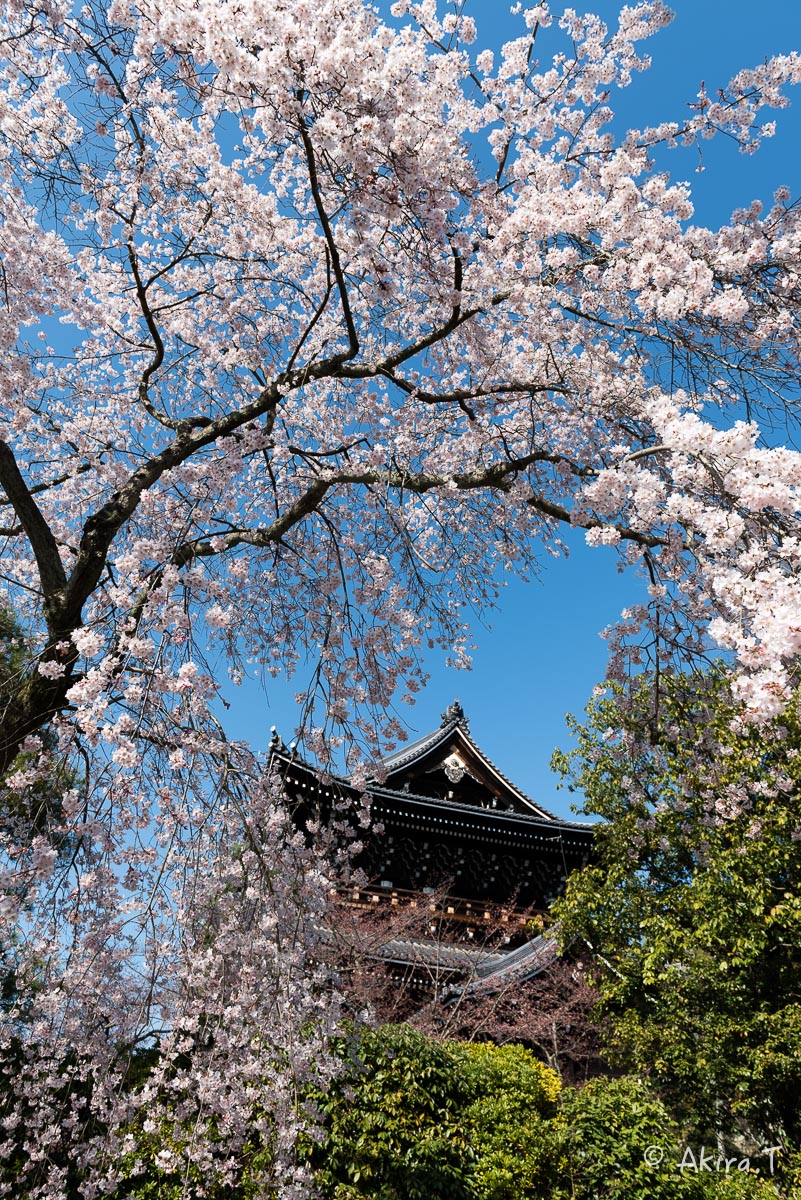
[269,705,592,910]
[374,937,506,973]
[268,701,592,835]
[372,931,560,993]
[379,700,563,821]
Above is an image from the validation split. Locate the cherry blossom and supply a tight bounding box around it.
[1,0,801,1194]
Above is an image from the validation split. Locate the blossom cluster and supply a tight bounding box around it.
[0,0,800,1194]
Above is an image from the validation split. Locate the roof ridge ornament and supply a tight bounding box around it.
[268,725,289,755]
[440,699,468,728]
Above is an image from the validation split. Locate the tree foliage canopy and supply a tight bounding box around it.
[554,670,801,1143]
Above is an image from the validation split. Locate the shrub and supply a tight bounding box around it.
[554,1077,782,1200]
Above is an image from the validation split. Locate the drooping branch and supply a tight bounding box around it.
[166,456,669,572]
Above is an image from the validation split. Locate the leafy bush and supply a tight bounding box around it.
[312,1032,789,1200]
[554,1077,781,1200]
[455,1042,562,1199]
[311,1025,474,1200]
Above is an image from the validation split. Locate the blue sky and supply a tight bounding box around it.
[220,1,801,818]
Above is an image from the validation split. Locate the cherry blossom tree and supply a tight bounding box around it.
[2,0,801,1194]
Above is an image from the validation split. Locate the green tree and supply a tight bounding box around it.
[311,1026,781,1200]
[552,670,801,1147]
[451,1041,562,1200]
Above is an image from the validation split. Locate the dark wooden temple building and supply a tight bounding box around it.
[268,701,594,993]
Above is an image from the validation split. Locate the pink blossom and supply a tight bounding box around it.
[37,660,65,679]
[1,0,801,1191]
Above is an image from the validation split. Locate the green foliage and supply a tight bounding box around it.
[553,1076,777,1200]
[552,669,801,1144]
[311,1025,475,1199]
[453,1041,562,1200]
[311,1026,787,1200]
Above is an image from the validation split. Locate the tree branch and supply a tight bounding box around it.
[0,459,96,507]
[0,441,67,616]
[297,105,359,363]
[166,455,667,573]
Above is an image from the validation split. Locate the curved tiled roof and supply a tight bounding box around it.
[369,784,593,834]
[370,930,559,991]
[374,938,505,972]
[381,721,460,772]
[269,743,592,835]
[454,932,559,995]
[381,710,561,822]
